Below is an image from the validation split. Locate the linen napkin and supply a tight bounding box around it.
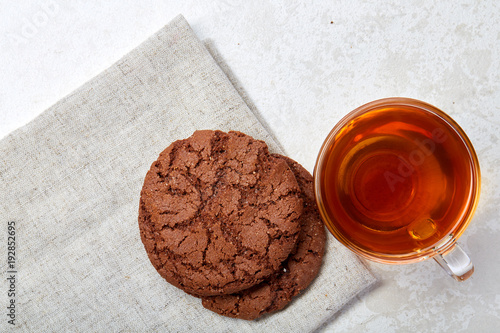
[0,15,375,332]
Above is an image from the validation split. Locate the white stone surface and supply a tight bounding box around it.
[1,1,499,332]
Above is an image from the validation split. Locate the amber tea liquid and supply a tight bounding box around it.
[317,103,477,258]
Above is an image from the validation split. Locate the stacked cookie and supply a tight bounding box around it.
[139,130,326,320]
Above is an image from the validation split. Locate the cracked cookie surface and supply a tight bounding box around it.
[139,130,302,296]
[201,155,326,319]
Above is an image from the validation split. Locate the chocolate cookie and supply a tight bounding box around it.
[139,130,303,296]
[201,155,326,320]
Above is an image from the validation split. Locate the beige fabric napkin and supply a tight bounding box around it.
[0,15,375,332]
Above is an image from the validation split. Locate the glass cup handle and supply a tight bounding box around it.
[433,243,474,281]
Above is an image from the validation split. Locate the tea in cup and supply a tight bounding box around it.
[314,98,480,281]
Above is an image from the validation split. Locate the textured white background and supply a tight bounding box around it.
[1,1,499,332]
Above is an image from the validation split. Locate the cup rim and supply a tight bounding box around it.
[313,97,481,264]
